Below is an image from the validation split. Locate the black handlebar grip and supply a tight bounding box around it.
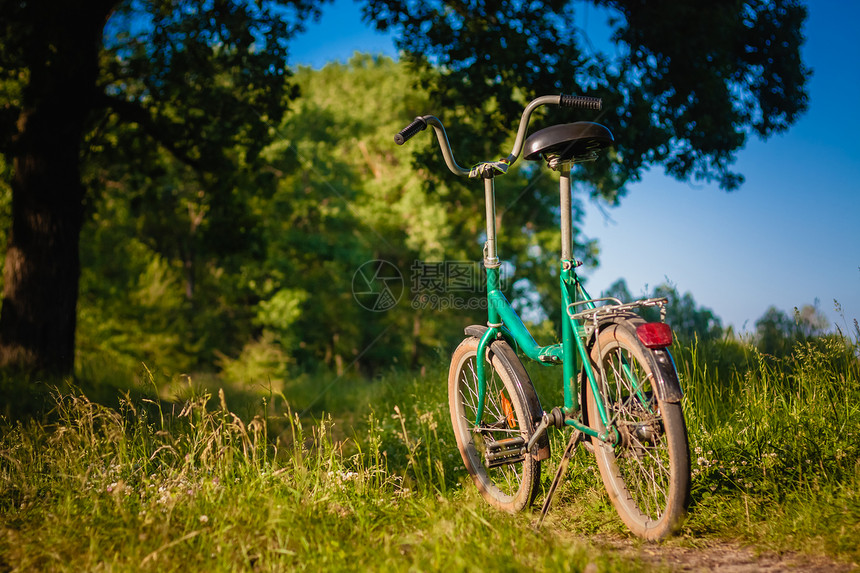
[394,116,428,145]
[560,94,602,111]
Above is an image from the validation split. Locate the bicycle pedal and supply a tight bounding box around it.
[484,436,526,468]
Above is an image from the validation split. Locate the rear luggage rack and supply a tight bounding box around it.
[567,297,668,335]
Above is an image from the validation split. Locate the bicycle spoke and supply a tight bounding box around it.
[596,342,678,521]
[624,441,668,518]
[456,354,529,498]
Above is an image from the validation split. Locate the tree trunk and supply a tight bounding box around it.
[0,122,86,374]
[0,3,114,375]
[410,312,421,370]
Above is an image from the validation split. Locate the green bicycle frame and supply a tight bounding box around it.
[472,167,615,443]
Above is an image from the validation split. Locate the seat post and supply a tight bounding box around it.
[483,177,500,270]
[559,164,573,261]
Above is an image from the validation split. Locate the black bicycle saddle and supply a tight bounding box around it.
[523,122,614,162]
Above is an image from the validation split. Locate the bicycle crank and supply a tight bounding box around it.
[484,408,567,468]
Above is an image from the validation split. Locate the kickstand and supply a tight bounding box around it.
[535,429,583,529]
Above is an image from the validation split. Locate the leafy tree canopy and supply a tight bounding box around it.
[77,54,599,378]
[0,0,812,376]
[362,0,810,194]
[755,302,830,356]
[0,0,326,374]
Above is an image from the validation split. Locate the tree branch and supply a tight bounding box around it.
[97,91,205,172]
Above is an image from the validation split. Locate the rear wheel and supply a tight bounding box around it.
[585,320,690,540]
[448,336,541,512]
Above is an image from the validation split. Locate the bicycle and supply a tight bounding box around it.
[395,94,691,540]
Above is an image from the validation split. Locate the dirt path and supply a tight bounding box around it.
[586,536,859,572]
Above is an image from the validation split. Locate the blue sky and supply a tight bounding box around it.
[290,0,860,334]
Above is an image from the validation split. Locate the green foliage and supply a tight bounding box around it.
[363,0,810,192]
[756,306,798,356]
[75,54,504,377]
[216,331,292,387]
[78,54,593,380]
[680,333,860,554]
[99,0,330,168]
[77,177,201,375]
[0,0,331,374]
[255,288,309,347]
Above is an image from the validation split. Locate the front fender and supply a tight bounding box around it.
[463,324,550,460]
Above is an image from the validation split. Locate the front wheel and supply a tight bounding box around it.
[585,319,691,540]
[448,336,541,512]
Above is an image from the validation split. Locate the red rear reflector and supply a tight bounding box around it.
[636,322,673,348]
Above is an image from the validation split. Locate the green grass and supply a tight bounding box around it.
[1,333,859,571]
[678,335,860,555]
[0,383,644,572]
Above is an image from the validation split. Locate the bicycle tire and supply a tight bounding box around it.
[448,336,541,512]
[585,318,691,540]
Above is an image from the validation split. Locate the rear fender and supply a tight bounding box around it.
[583,314,683,404]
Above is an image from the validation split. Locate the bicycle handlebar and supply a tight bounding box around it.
[394,94,602,177]
[559,94,602,110]
[394,116,428,145]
